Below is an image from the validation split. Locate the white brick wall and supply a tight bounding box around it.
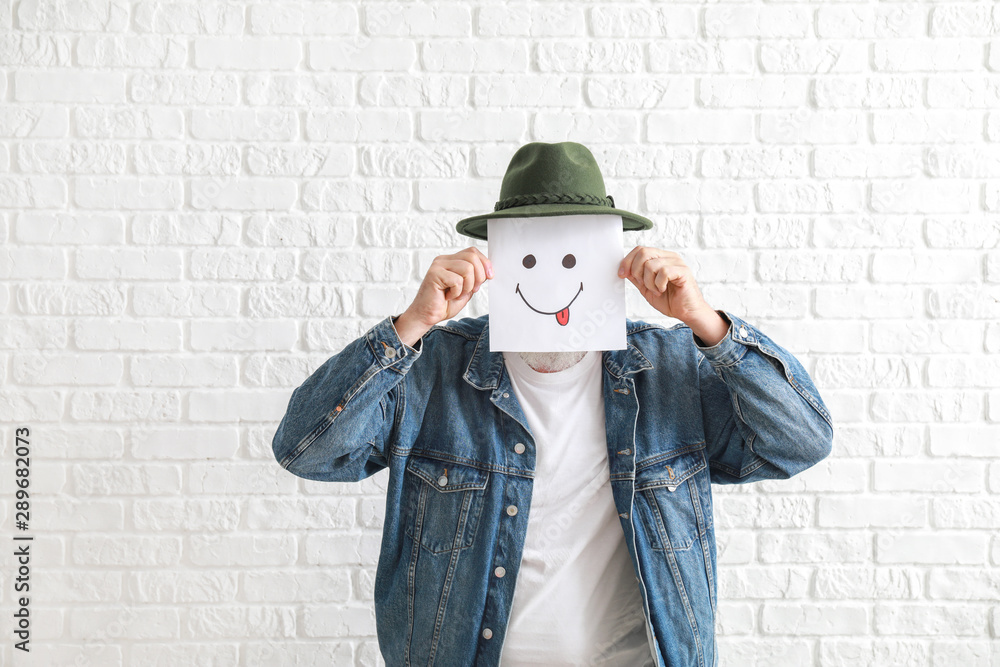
[0,1,997,665]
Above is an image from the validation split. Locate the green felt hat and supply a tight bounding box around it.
[455,141,653,241]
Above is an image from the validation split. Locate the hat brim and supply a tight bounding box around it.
[455,205,653,241]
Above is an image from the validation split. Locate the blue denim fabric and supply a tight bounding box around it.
[272,310,834,667]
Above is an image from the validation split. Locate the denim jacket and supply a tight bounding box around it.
[272,310,834,667]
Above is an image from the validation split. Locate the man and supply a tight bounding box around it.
[272,142,834,666]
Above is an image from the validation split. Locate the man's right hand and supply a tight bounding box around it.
[392,247,493,347]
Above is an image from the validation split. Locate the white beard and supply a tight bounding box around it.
[518,351,587,373]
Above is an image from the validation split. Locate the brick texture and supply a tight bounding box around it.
[0,1,997,666]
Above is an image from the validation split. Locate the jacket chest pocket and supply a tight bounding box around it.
[634,448,709,552]
[403,455,490,555]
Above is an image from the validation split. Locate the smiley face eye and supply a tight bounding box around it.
[522,254,536,269]
[562,254,576,269]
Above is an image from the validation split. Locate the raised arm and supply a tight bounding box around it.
[617,245,833,483]
[271,248,492,482]
[695,311,834,484]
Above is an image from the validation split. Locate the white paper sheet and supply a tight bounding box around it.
[487,215,626,352]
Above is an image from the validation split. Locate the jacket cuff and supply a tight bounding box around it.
[693,310,759,366]
[365,316,422,372]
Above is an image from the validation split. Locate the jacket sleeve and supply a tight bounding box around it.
[271,316,421,483]
[695,310,834,484]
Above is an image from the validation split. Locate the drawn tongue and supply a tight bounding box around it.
[556,307,570,326]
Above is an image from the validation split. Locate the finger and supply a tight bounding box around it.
[653,263,671,292]
[466,253,488,292]
[625,247,683,278]
[462,262,477,295]
[452,247,491,283]
[625,273,646,297]
[619,246,643,277]
[642,259,662,294]
[629,247,655,280]
[663,263,690,294]
[437,270,465,301]
[438,261,476,297]
[650,258,688,294]
[462,246,494,280]
[428,260,469,298]
[642,257,669,293]
[448,251,488,292]
[630,248,661,285]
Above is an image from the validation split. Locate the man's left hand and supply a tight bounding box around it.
[619,246,728,345]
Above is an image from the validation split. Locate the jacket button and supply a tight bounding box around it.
[385,347,397,359]
[502,392,509,398]
[482,628,493,640]
[506,505,518,517]
[514,443,525,454]
[437,475,448,487]
[494,566,506,578]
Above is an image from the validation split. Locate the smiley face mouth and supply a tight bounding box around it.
[515,282,583,326]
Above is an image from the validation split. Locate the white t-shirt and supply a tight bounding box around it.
[499,351,654,666]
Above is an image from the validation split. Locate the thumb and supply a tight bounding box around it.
[447,291,474,318]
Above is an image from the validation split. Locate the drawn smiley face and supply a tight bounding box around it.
[486,214,626,353]
[514,252,582,326]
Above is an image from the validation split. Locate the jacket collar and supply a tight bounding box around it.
[463,320,653,391]
[602,333,654,378]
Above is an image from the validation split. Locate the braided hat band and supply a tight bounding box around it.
[494,192,615,212]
